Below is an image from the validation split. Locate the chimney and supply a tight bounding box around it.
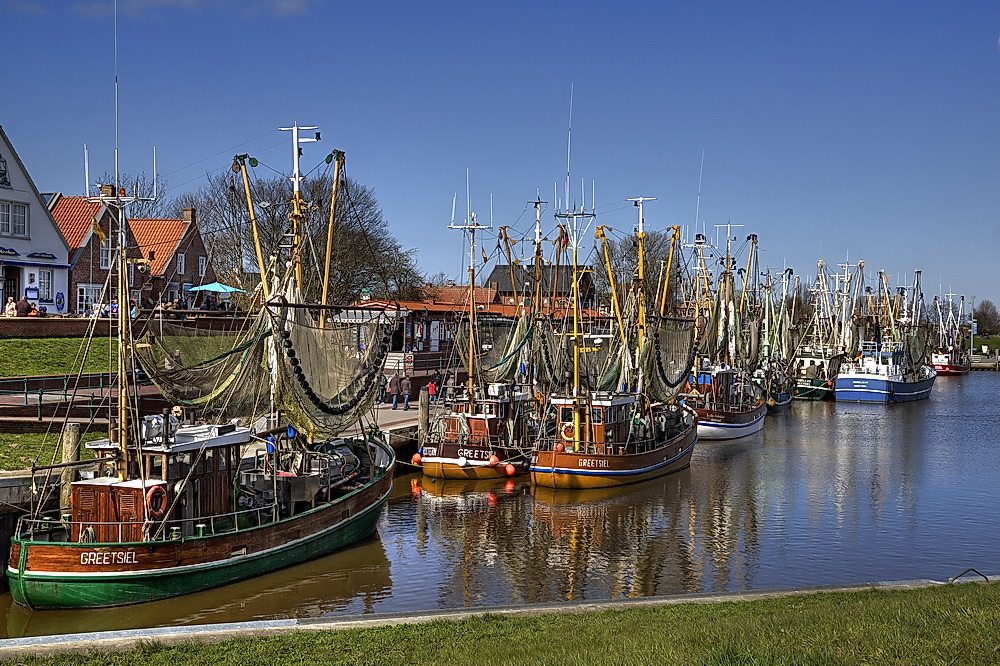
[182,208,196,225]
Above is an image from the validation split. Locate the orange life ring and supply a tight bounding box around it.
[560,423,574,441]
[146,485,168,519]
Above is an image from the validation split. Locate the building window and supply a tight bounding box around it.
[99,238,112,269]
[0,201,27,236]
[37,270,52,302]
[176,253,185,276]
[11,203,26,236]
[198,255,206,277]
[77,284,103,314]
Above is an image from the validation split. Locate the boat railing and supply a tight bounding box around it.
[534,434,666,456]
[15,502,279,544]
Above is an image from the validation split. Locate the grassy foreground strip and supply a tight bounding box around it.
[0,337,113,377]
[12,583,1000,665]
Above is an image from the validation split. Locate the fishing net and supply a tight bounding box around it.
[134,312,273,423]
[642,315,697,402]
[455,314,531,385]
[270,302,397,439]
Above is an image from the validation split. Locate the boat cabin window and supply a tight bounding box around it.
[144,454,165,480]
[560,406,573,423]
[204,448,215,473]
[591,407,603,424]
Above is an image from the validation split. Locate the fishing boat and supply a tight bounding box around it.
[751,266,796,411]
[530,200,698,489]
[681,228,767,439]
[835,270,936,403]
[791,260,862,400]
[415,198,538,479]
[7,128,397,609]
[929,294,971,376]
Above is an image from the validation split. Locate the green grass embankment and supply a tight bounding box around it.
[0,337,114,377]
[11,583,1000,665]
[0,432,103,470]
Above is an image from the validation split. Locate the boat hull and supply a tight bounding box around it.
[834,371,937,403]
[931,363,970,376]
[793,379,835,400]
[695,402,766,440]
[529,424,696,490]
[7,469,392,609]
[420,457,525,480]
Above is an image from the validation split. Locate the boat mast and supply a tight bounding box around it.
[320,149,345,326]
[449,185,490,408]
[232,155,271,300]
[627,197,655,348]
[278,123,320,293]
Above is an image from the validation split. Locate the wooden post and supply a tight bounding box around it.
[417,386,430,446]
[60,422,81,509]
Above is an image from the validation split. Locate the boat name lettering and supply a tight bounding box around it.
[423,447,438,457]
[80,550,138,565]
[578,458,610,468]
[457,449,492,460]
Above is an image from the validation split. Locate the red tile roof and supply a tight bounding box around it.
[358,299,601,319]
[129,218,190,277]
[425,285,497,304]
[49,196,104,249]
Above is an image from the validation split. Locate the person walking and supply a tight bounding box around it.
[388,373,401,410]
[400,375,412,411]
[427,380,437,404]
[378,374,388,404]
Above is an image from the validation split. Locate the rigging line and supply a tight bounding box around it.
[159,130,278,178]
[164,138,289,192]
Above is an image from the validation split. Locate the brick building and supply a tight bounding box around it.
[130,208,216,307]
[48,195,143,314]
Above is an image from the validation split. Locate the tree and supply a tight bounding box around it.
[174,166,423,305]
[591,228,680,313]
[975,300,1000,335]
[92,171,173,220]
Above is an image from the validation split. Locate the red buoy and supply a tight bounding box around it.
[504,463,516,476]
[488,455,500,467]
[411,453,422,466]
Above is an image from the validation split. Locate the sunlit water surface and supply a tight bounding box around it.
[4,372,997,637]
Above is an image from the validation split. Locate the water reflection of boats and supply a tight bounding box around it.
[4,535,391,638]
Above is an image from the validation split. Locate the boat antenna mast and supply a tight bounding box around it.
[88,0,157,481]
[277,123,321,294]
[449,174,491,408]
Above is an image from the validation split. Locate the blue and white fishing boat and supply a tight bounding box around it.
[834,340,937,403]
[834,270,936,404]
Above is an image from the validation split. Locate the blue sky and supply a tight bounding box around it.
[6,0,1000,305]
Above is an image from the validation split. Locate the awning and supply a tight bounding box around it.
[187,282,246,293]
[0,259,71,269]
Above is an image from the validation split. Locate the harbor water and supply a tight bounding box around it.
[3,371,998,638]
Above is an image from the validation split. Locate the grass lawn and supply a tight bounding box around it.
[0,431,103,470]
[11,582,1000,665]
[0,337,114,377]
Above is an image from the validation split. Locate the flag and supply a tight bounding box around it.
[92,216,106,242]
[481,248,488,263]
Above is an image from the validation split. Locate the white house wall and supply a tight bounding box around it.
[0,126,71,312]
